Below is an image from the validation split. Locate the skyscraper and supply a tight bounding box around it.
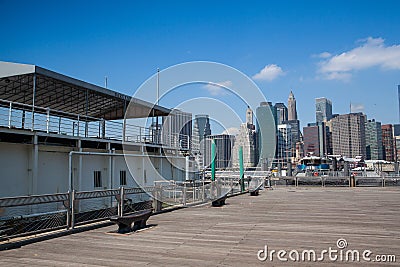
[246,106,253,126]
[395,136,400,162]
[232,107,256,168]
[192,114,211,169]
[365,119,383,160]
[381,124,395,162]
[287,91,297,121]
[394,124,400,136]
[331,113,366,158]
[277,124,292,164]
[284,119,300,151]
[162,109,192,148]
[274,103,288,124]
[303,123,327,157]
[303,124,319,156]
[256,102,277,167]
[204,134,235,169]
[231,123,256,168]
[315,97,332,123]
[194,114,211,141]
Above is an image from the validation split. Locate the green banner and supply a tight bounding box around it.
[211,139,216,181]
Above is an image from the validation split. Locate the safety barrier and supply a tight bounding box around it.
[0,177,251,242]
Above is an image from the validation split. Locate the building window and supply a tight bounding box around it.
[94,171,102,188]
[120,170,127,186]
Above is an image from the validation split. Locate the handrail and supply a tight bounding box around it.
[0,98,190,149]
[0,192,69,207]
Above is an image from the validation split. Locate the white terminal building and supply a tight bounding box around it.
[0,61,190,200]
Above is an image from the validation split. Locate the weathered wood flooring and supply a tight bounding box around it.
[1,187,399,266]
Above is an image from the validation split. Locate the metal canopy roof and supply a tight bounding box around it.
[0,61,170,120]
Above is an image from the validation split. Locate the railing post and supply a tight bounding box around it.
[31,73,36,131]
[185,155,190,181]
[120,186,125,216]
[117,187,121,216]
[122,118,126,142]
[66,190,71,229]
[183,183,187,206]
[71,190,76,229]
[153,185,163,212]
[85,121,88,137]
[8,101,12,128]
[192,182,195,202]
[77,115,80,137]
[103,119,106,139]
[202,177,205,201]
[46,108,50,133]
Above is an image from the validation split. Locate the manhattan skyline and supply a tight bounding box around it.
[1,0,400,130]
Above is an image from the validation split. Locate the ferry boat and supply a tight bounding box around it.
[297,156,331,171]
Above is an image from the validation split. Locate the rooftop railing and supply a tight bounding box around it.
[0,99,189,150]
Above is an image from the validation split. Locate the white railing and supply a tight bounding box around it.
[0,99,190,150]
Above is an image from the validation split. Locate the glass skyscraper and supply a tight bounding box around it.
[192,114,211,169]
[316,97,332,123]
[256,102,276,168]
[365,119,383,160]
[194,114,211,142]
[274,102,288,124]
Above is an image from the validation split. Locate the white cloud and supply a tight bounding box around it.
[252,64,285,81]
[315,52,332,58]
[324,72,352,82]
[203,80,233,96]
[318,37,400,81]
[221,127,239,136]
[351,103,364,113]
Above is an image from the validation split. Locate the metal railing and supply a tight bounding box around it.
[0,99,189,150]
[0,177,249,242]
[269,176,400,187]
[0,193,69,241]
[154,177,250,208]
[0,187,149,242]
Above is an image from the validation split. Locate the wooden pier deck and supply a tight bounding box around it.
[1,187,400,266]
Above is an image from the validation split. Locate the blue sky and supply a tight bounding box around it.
[1,0,400,132]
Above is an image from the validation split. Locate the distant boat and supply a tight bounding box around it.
[297,156,330,171]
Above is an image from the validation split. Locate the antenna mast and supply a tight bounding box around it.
[156,68,160,143]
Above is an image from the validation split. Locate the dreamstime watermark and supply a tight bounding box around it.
[257,238,396,263]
